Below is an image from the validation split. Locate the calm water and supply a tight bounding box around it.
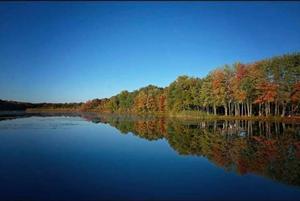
[0,113,300,200]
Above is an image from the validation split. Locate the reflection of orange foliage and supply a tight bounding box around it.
[211,144,227,167]
[295,142,300,159]
[203,133,299,185]
[263,139,277,161]
[159,118,167,136]
[237,158,248,175]
[95,116,300,186]
[134,121,148,135]
[251,136,277,167]
[132,119,164,140]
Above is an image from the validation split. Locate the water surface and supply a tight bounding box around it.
[0,113,299,200]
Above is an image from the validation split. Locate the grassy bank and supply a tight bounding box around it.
[168,112,300,123]
[23,108,300,123]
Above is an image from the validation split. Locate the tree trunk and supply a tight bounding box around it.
[281,103,286,117]
[266,102,271,116]
[213,104,217,115]
[241,103,244,116]
[247,100,251,117]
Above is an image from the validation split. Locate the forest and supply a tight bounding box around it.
[1,53,300,117]
[79,53,300,117]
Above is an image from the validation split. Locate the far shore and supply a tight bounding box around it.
[2,108,294,123]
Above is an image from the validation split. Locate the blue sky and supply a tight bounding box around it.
[1,2,300,103]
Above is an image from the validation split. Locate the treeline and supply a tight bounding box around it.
[0,99,36,111]
[81,53,300,117]
[31,102,83,110]
[0,99,82,111]
[2,53,299,116]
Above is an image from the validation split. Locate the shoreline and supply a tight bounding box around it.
[18,108,300,123]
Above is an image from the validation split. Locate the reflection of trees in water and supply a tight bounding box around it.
[2,113,298,186]
[85,114,300,187]
[167,120,300,186]
[171,120,300,186]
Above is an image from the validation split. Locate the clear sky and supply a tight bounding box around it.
[1,2,300,103]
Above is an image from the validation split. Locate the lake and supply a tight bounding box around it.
[0,113,300,200]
